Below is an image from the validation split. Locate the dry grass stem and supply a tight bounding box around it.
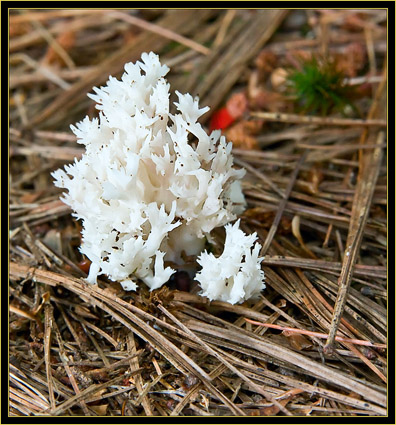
[9,9,387,417]
[250,111,387,127]
[244,319,386,348]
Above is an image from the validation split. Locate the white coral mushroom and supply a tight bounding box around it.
[52,52,246,291]
[196,220,265,304]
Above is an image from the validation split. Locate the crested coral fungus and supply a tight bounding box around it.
[52,52,251,295]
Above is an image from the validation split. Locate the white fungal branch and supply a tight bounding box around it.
[196,220,265,305]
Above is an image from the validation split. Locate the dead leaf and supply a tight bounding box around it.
[42,30,76,67]
[225,121,261,150]
[87,369,109,381]
[283,331,313,350]
[335,42,366,78]
[255,49,278,78]
[89,404,108,415]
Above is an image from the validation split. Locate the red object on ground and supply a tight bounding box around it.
[209,92,248,132]
[209,107,236,132]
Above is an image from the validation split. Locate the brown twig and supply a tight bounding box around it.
[244,319,386,349]
[325,131,385,352]
[259,255,386,279]
[43,304,56,410]
[107,10,210,55]
[250,111,387,127]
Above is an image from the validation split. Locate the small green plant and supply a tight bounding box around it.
[287,56,357,116]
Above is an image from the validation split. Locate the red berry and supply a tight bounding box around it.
[209,107,235,132]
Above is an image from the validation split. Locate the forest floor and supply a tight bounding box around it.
[9,9,388,417]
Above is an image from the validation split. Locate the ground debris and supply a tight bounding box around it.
[9,8,387,417]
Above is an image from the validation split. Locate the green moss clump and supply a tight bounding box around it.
[287,56,357,116]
